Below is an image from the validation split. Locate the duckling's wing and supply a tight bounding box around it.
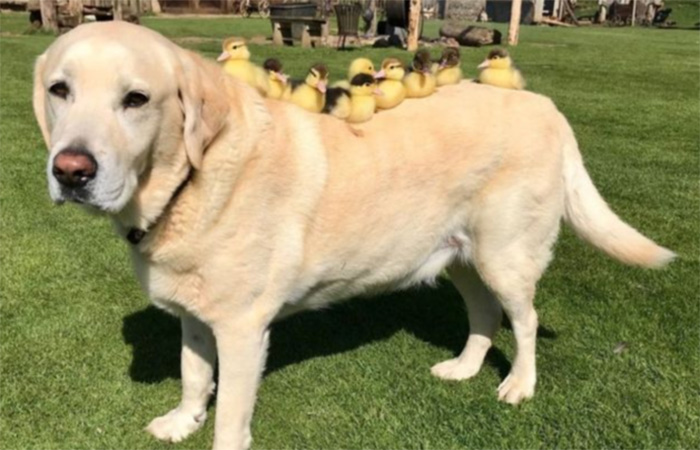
[322,87,351,117]
[512,68,526,90]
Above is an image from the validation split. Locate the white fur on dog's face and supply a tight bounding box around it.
[35,24,182,213]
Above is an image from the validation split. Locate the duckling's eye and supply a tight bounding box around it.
[49,81,69,99]
[123,91,149,109]
[492,56,500,60]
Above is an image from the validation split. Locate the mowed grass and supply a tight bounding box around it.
[1,5,699,449]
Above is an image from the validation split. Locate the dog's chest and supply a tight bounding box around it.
[131,247,205,316]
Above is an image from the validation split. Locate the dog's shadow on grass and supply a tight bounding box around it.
[122,280,556,384]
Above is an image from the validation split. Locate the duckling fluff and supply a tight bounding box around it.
[290,63,329,113]
[218,37,269,95]
[263,58,290,100]
[375,58,406,110]
[435,47,463,86]
[403,49,437,98]
[477,48,526,90]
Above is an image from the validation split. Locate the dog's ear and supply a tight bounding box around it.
[32,53,51,149]
[176,49,230,170]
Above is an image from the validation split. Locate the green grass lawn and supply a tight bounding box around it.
[1,4,699,449]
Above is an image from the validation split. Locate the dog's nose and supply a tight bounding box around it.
[52,149,98,188]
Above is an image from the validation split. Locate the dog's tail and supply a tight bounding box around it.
[561,124,675,268]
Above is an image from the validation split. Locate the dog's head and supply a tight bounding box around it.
[33,21,229,213]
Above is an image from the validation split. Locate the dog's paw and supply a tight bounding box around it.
[497,373,535,405]
[430,358,481,380]
[146,407,207,443]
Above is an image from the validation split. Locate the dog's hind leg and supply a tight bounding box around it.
[146,313,217,443]
[483,260,539,404]
[431,263,502,381]
[473,220,557,404]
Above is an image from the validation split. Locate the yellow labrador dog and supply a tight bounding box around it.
[33,22,673,450]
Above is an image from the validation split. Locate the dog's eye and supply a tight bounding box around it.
[49,82,69,99]
[123,91,149,109]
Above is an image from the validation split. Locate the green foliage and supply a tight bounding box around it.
[1,6,698,449]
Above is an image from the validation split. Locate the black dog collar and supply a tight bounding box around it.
[125,168,193,246]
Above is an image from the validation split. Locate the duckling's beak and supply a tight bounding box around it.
[374,69,386,79]
[316,80,327,94]
[422,68,432,75]
[477,60,490,69]
[439,60,448,69]
[217,51,230,62]
[274,72,289,83]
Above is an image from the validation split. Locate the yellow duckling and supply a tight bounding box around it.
[375,58,406,110]
[403,49,437,98]
[435,47,463,86]
[263,58,290,100]
[348,57,385,80]
[332,57,384,89]
[477,48,526,90]
[290,63,329,113]
[217,37,269,95]
[323,74,382,124]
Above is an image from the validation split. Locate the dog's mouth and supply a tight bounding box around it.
[55,183,111,212]
[58,186,93,206]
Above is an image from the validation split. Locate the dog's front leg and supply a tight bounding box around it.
[211,320,270,450]
[146,313,217,443]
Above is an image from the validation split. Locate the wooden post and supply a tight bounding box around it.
[507,0,522,45]
[151,0,162,14]
[112,0,123,20]
[598,2,607,23]
[533,0,544,22]
[68,0,83,20]
[40,0,59,32]
[321,20,329,46]
[272,21,283,46]
[553,0,562,19]
[407,0,422,52]
[367,0,378,37]
[131,0,142,15]
[631,0,637,26]
[301,25,311,48]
